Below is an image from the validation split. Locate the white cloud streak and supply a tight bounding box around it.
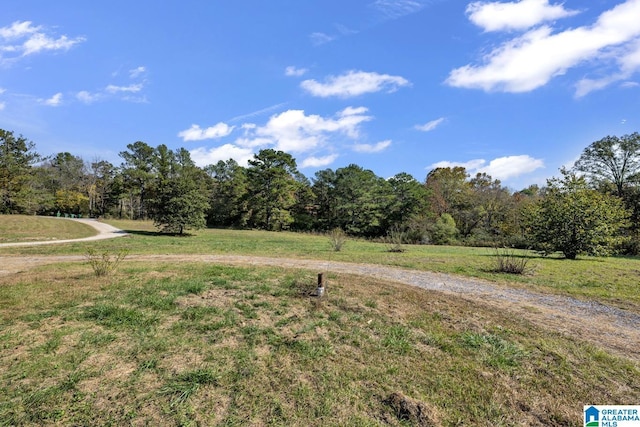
[429,155,544,180]
[76,90,100,104]
[178,123,235,142]
[415,117,445,132]
[467,0,579,32]
[0,21,85,64]
[447,0,640,94]
[300,154,339,168]
[301,70,410,98]
[310,32,335,46]
[106,83,143,94]
[42,92,63,107]
[370,0,428,21]
[129,66,146,78]
[285,66,308,77]
[353,140,392,153]
[76,65,148,104]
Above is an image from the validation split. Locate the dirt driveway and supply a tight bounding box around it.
[1,220,638,363]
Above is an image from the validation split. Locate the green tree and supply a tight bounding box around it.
[331,164,392,236]
[386,172,429,227]
[467,173,513,243]
[246,149,299,230]
[524,170,629,259]
[150,146,209,234]
[430,213,458,245]
[310,168,338,231]
[425,166,470,217]
[88,160,120,218]
[0,129,40,213]
[573,133,640,197]
[41,152,89,215]
[119,141,156,219]
[290,171,316,231]
[204,159,248,227]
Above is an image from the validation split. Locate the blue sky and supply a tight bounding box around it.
[1,0,639,190]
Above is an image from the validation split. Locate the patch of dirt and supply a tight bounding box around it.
[384,391,441,426]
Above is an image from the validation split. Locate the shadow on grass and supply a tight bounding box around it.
[121,229,196,238]
[477,250,600,262]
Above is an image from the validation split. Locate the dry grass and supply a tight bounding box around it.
[1,261,638,426]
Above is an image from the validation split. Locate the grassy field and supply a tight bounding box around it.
[0,215,96,243]
[1,261,638,425]
[1,216,639,425]
[1,218,639,312]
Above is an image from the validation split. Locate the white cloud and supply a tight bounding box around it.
[42,92,63,107]
[372,0,425,20]
[129,66,146,78]
[575,38,640,96]
[447,0,640,94]
[76,90,100,104]
[353,140,392,153]
[76,68,148,105]
[229,103,288,122]
[467,0,579,32]
[301,70,410,98]
[0,87,5,94]
[285,66,308,77]
[480,155,544,179]
[178,123,235,142]
[0,21,85,63]
[0,21,39,39]
[415,117,445,132]
[428,155,544,180]
[187,107,378,168]
[621,81,640,88]
[242,107,372,153]
[190,144,255,168]
[106,83,143,94]
[0,101,5,111]
[300,154,339,168]
[310,32,335,46]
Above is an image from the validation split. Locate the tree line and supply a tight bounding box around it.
[1,128,638,258]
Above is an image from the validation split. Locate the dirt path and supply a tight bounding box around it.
[1,220,638,363]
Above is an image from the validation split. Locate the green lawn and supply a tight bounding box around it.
[0,215,96,243]
[1,218,639,312]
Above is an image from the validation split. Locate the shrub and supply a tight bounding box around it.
[385,225,406,253]
[328,228,347,252]
[85,248,128,277]
[492,247,533,275]
[430,213,457,245]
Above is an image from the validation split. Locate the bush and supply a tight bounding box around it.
[327,228,347,252]
[492,247,533,275]
[85,248,128,277]
[430,213,458,245]
[385,225,406,253]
